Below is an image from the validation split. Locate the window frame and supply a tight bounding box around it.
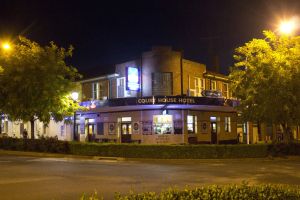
[223,83,229,98]
[187,115,197,134]
[224,117,231,133]
[211,80,217,91]
[92,82,99,100]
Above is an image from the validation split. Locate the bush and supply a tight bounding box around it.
[1,136,300,159]
[69,143,270,159]
[0,136,69,153]
[80,183,300,200]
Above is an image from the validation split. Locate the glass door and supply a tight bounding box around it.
[211,122,217,144]
[121,123,132,143]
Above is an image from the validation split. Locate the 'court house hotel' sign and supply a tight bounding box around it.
[137,96,196,104]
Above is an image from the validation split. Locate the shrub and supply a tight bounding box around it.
[0,136,69,153]
[1,136,300,159]
[68,143,270,159]
[80,183,300,200]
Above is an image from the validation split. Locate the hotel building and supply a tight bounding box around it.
[76,46,238,144]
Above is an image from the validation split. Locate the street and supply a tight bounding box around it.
[0,155,300,200]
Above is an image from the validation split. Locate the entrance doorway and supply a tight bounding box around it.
[87,124,95,142]
[211,122,217,144]
[121,123,131,143]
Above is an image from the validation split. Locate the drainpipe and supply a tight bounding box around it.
[140,54,143,97]
[180,50,184,96]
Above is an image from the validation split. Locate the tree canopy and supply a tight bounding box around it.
[0,36,81,138]
[230,31,300,139]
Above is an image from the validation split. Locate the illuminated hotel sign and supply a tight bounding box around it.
[126,67,140,91]
[137,97,196,104]
[80,96,238,108]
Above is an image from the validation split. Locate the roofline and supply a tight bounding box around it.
[80,73,119,83]
[204,71,229,81]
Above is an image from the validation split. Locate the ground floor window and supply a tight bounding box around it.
[142,121,152,135]
[225,117,231,132]
[174,120,183,134]
[97,122,104,135]
[1,119,8,133]
[153,115,173,134]
[187,115,197,134]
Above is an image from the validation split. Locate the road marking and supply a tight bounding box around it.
[0,161,11,163]
[0,177,63,185]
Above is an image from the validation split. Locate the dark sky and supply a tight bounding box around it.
[0,0,300,76]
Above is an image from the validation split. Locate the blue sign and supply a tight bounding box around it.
[126,67,140,91]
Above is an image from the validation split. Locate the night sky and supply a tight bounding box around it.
[0,0,300,77]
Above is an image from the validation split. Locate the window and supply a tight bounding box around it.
[225,117,231,132]
[152,72,172,95]
[97,122,104,135]
[1,119,6,133]
[142,121,152,135]
[99,82,105,98]
[153,115,173,134]
[92,82,99,99]
[223,83,229,98]
[187,115,197,134]
[194,78,205,96]
[211,80,217,91]
[117,77,125,98]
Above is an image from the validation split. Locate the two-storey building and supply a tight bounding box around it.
[76,46,238,144]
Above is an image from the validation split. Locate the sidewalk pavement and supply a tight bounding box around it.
[1,149,299,162]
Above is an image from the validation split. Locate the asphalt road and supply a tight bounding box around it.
[0,155,300,200]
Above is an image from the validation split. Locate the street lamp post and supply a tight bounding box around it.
[71,92,79,141]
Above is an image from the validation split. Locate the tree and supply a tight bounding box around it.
[230,31,300,142]
[0,36,81,139]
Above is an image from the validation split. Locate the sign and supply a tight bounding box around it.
[126,67,140,91]
[137,97,196,104]
[156,135,170,144]
[201,90,222,98]
[201,122,208,133]
[133,122,139,133]
[80,100,106,109]
[81,96,238,108]
[108,123,115,133]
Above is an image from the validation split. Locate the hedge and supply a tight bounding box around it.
[0,137,300,159]
[0,137,69,153]
[68,142,270,159]
[81,183,300,200]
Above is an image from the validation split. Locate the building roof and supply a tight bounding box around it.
[79,73,119,83]
[204,71,229,82]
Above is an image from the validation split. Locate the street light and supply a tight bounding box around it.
[71,92,79,101]
[71,92,79,141]
[1,42,12,51]
[278,18,298,35]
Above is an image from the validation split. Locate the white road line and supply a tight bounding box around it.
[0,161,11,163]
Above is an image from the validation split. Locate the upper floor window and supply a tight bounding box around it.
[117,77,125,98]
[194,78,205,96]
[92,82,99,99]
[211,80,217,91]
[99,82,106,98]
[223,83,229,98]
[152,72,172,96]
